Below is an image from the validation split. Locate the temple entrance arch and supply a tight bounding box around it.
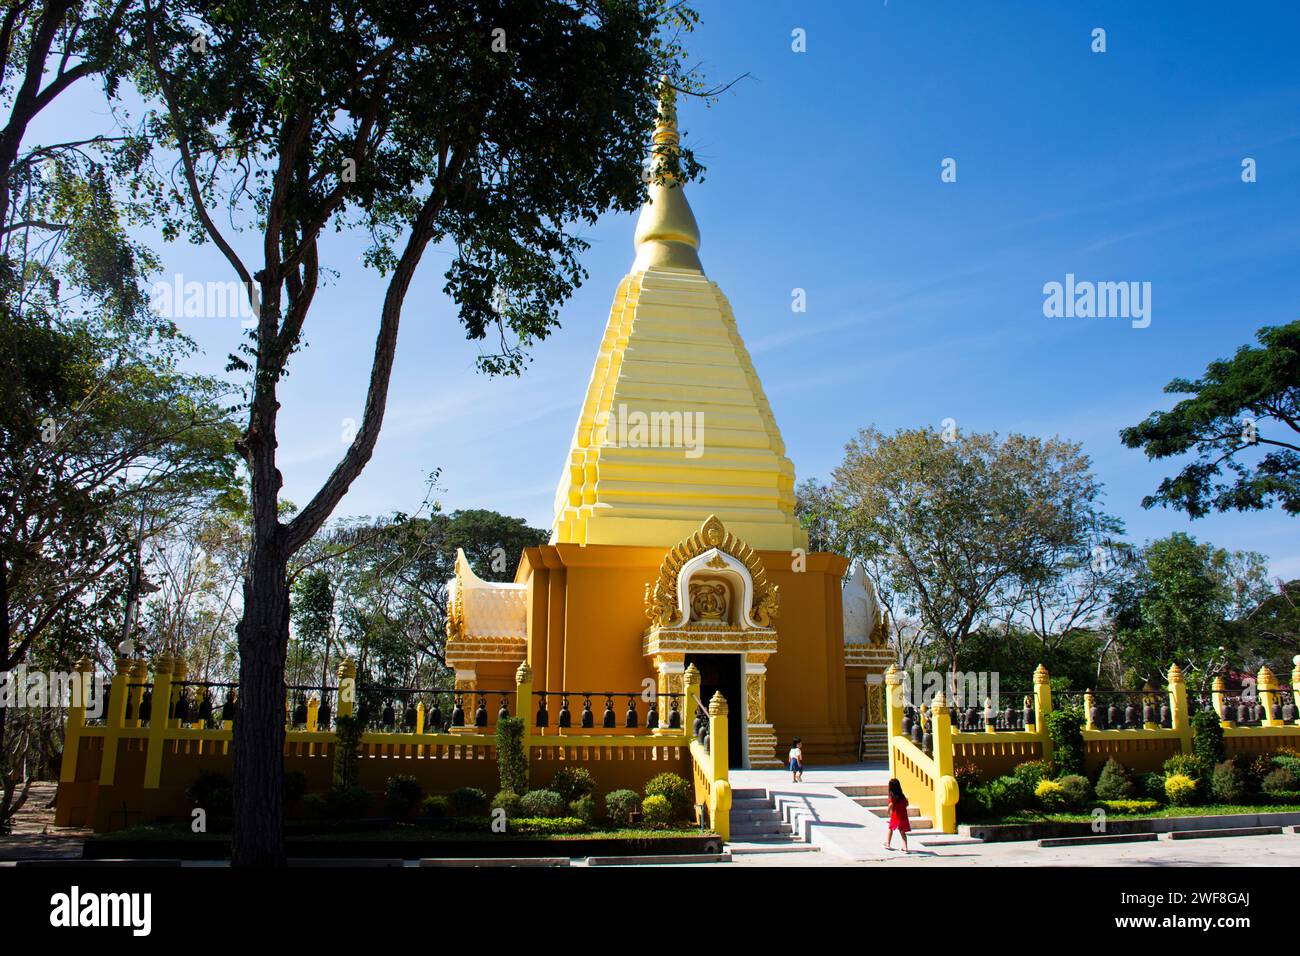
[683,652,744,768]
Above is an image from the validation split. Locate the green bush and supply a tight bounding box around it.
[420,795,450,820]
[645,772,692,821]
[1057,774,1093,809]
[519,789,567,818]
[1098,799,1161,815]
[1035,779,1069,811]
[283,771,308,812]
[491,790,521,819]
[1162,753,1202,780]
[1138,772,1166,801]
[384,774,423,818]
[963,774,1033,820]
[569,795,597,824]
[1190,709,1225,769]
[954,760,981,792]
[1165,774,1198,807]
[186,771,233,816]
[641,794,673,826]
[496,715,528,796]
[1262,768,1300,799]
[604,789,641,823]
[1272,753,1300,777]
[299,793,329,820]
[326,785,373,819]
[448,787,489,817]
[1011,760,1053,792]
[551,767,597,803]
[1210,761,1247,804]
[508,816,587,835]
[1046,708,1085,777]
[332,714,365,789]
[1094,759,1135,801]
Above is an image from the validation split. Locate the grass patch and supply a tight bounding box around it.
[972,802,1300,826]
[95,822,707,843]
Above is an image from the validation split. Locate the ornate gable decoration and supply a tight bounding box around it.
[644,515,779,629]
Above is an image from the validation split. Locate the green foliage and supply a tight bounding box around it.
[954,761,981,792]
[604,789,641,822]
[1210,761,1247,804]
[1035,779,1069,811]
[519,789,567,819]
[384,775,423,818]
[1191,709,1226,767]
[963,775,1033,820]
[1165,774,1198,807]
[448,787,488,817]
[1120,320,1300,518]
[325,785,373,819]
[420,796,450,820]
[1163,753,1203,780]
[283,771,308,812]
[641,794,673,826]
[1098,799,1162,815]
[299,794,329,820]
[1046,707,1085,776]
[507,817,588,835]
[1094,759,1136,801]
[491,791,521,819]
[551,767,596,803]
[1262,768,1300,798]
[187,771,233,816]
[1012,760,1053,791]
[1057,774,1093,809]
[1139,772,1167,801]
[644,772,692,821]
[496,716,528,797]
[332,714,365,789]
[569,796,597,824]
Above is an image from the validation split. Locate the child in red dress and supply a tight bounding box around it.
[884,777,910,853]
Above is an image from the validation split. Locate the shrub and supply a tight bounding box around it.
[1191,709,1225,768]
[491,790,521,819]
[1210,761,1247,804]
[186,771,233,816]
[641,794,673,826]
[1098,799,1161,815]
[1035,779,1069,811]
[519,789,567,819]
[1165,774,1198,807]
[496,715,528,796]
[1057,774,1093,809]
[1138,772,1166,801]
[326,785,373,819]
[1011,760,1052,792]
[384,775,423,818]
[448,787,489,817]
[1262,768,1300,799]
[1245,753,1275,791]
[283,771,308,812]
[954,760,981,792]
[332,714,364,789]
[508,817,587,835]
[420,795,450,820]
[1163,753,1202,780]
[969,775,1034,818]
[551,767,597,803]
[569,795,597,824]
[1046,708,1085,776]
[1272,753,1300,776]
[299,793,329,820]
[605,789,641,823]
[1094,759,1135,801]
[645,772,692,821]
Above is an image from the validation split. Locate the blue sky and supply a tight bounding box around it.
[44,1,1300,577]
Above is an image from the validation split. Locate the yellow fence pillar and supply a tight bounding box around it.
[143,652,174,789]
[1083,689,1096,731]
[708,691,730,843]
[1033,664,1053,766]
[58,656,95,784]
[337,658,357,718]
[1291,658,1300,726]
[515,661,534,791]
[1259,666,1282,728]
[930,690,958,833]
[1212,675,1231,728]
[884,664,903,779]
[99,655,132,786]
[1168,663,1192,752]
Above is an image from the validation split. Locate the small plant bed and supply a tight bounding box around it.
[971,801,1300,827]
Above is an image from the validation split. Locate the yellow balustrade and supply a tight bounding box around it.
[688,691,730,842]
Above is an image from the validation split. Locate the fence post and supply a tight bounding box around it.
[1258,666,1282,728]
[708,691,731,843]
[1291,657,1300,726]
[1168,663,1192,752]
[99,655,132,786]
[58,656,95,784]
[684,663,701,724]
[1083,689,1096,731]
[143,652,174,789]
[171,656,187,728]
[884,664,903,778]
[516,661,534,760]
[930,690,957,833]
[337,658,357,718]
[1033,665,1053,766]
[1212,676,1230,728]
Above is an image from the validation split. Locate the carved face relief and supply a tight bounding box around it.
[689,580,729,623]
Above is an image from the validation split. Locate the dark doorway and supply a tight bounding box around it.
[684,652,744,768]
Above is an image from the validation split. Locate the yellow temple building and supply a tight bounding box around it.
[446,96,896,768]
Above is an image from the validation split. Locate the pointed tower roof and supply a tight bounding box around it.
[550,90,807,552]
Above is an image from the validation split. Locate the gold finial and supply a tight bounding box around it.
[708,690,728,717]
[515,662,533,685]
[1258,666,1276,691]
[1033,663,1050,684]
[1167,662,1184,684]
[633,78,701,272]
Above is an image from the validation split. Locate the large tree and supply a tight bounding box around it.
[833,427,1115,675]
[1120,320,1300,518]
[138,0,705,864]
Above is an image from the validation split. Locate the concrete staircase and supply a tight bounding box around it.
[839,783,935,834]
[727,788,814,854]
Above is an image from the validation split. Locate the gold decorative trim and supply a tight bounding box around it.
[644,514,779,628]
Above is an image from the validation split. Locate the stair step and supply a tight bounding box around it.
[731,822,789,836]
[853,796,888,807]
[868,806,924,818]
[731,798,773,811]
[836,785,889,797]
[730,788,768,800]
[728,841,818,855]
